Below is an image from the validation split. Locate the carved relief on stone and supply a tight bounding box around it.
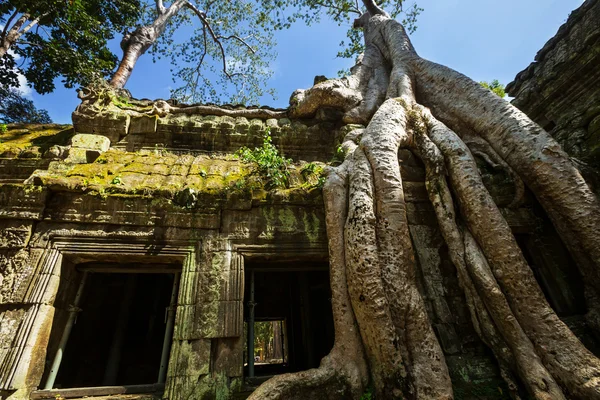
[0,249,31,304]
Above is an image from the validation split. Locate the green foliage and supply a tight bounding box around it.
[360,385,374,400]
[254,321,275,356]
[236,129,291,189]
[330,144,345,165]
[301,162,326,188]
[142,0,422,103]
[480,80,506,98]
[3,0,422,104]
[252,0,422,66]
[1,0,141,94]
[0,124,7,133]
[0,87,51,123]
[150,0,276,104]
[110,176,123,185]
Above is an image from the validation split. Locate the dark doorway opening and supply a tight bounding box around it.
[42,265,180,392]
[244,263,334,379]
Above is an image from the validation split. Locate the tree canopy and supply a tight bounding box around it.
[0,87,52,124]
[3,0,422,106]
[0,0,140,94]
[109,0,421,105]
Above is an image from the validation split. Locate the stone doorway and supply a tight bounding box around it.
[243,263,334,382]
[33,262,181,399]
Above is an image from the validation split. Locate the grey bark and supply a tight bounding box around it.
[110,0,187,88]
[0,13,41,59]
[251,3,600,399]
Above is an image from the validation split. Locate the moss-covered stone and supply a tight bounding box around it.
[0,124,74,158]
[23,144,325,213]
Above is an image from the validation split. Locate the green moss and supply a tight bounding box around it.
[0,124,74,157]
[360,385,374,400]
[277,208,297,233]
[188,373,241,400]
[302,210,321,243]
[28,144,324,210]
[107,91,152,112]
[394,97,409,109]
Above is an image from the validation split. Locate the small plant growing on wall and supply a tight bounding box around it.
[236,128,291,189]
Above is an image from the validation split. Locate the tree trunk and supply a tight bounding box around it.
[109,26,156,88]
[109,0,187,88]
[250,3,600,399]
[0,14,31,59]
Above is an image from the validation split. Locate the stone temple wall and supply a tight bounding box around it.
[507,0,600,192]
[0,82,585,399]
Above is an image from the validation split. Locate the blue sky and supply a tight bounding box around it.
[29,0,584,124]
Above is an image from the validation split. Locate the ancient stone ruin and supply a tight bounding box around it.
[1,1,599,399]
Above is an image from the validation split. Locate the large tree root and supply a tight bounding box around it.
[249,3,600,399]
[345,143,409,397]
[361,99,452,399]
[412,57,600,330]
[407,113,522,400]
[421,108,600,399]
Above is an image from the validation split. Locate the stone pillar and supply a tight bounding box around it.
[165,240,244,399]
[0,222,58,399]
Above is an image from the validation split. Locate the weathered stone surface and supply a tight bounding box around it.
[0,249,35,305]
[213,337,244,377]
[0,304,54,390]
[0,221,32,249]
[72,111,129,143]
[0,185,47,220]
[0,125,74,160]
[70,133,111,152]
[167,338,211,378]
[0,159,52,184]
[4,55,591,399]
[129,114,158,134]
[446,355,509,400]
[64,147,101,164]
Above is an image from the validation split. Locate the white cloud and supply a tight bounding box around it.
[17,74,32,97]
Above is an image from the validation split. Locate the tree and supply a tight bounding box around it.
[241,1,600,399]
[107,0,422,104]
[0,87,52,124]
[0,0,140,94]
[1,0,421,105]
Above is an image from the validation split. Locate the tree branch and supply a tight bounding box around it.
[20,14,45,36]
[217,34,256,54]
[15,40,43,48]
[190,24,208,98]
[361,0,388,16]
[183,1,255,79]
[1,9,19,42]
[156,0,166,15]
[312,0,360,16]
[0,14,30,57]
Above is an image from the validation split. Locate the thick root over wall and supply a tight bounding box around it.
[248,3,600,400]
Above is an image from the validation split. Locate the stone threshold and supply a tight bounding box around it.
[30,383,164,399]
